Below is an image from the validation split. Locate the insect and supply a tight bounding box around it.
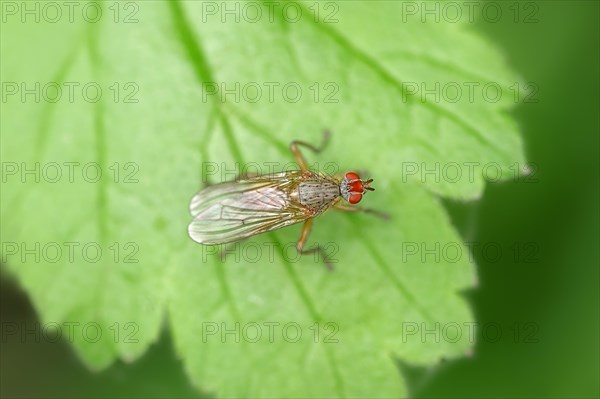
[188,132,385,268]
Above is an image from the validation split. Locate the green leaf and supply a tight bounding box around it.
[1,1,525,397]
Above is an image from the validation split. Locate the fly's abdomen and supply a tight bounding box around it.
[298,179,340,211]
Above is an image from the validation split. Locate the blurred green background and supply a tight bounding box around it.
[1,1,598,398]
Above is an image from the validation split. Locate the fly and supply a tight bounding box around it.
[188,131,386,268]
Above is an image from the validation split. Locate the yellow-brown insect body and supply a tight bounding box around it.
[188,132,381,268]
[296,172,341,215]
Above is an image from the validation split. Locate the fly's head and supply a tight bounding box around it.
[340,172,374,204]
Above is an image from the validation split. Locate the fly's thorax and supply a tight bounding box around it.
[297,174,341,211]
[340,172,375,204]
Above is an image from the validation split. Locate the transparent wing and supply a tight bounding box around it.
[188,172,308,244]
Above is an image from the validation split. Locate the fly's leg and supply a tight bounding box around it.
[290,130,331,172]
[333,202,391,220]
[296,218,334,270]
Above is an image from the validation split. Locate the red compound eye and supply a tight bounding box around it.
[345,172,360,181]
[347,180,364,193]
[349,193,363,204]
[343,172,374,204]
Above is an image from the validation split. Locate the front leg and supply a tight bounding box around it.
[333,202,390,220]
